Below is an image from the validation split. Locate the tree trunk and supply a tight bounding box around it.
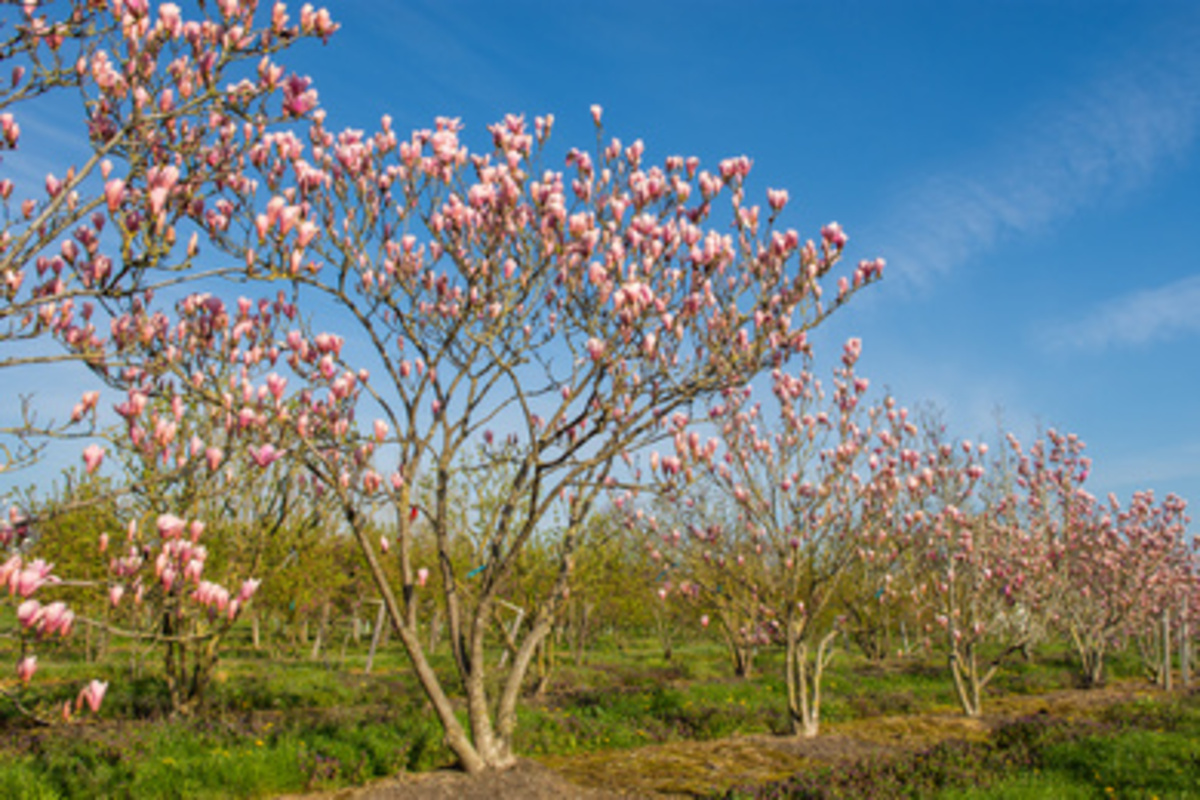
[529,636,556,698]
[1070,626,1106,688]
[949,647,983,717]
[428,604,443,652]
[732,643,755,679]
[786,623,837,737]
[310,600,331,661]
[1082,648,1105,688]
[572,601,591,667]
[1181,598,1191,688]
[1162,608,1172,690]
[365,601,387,675]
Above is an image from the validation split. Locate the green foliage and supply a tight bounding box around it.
[0,762,62,800]
[24,471,121,621]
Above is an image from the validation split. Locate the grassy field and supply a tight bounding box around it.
[1,631,1197,798]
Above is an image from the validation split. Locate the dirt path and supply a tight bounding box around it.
[284,681,1159,799]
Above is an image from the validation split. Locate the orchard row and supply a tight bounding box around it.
[0,0,1191,775]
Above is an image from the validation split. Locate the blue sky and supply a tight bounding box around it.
[4,1,1199,511]
[284,0,1200,505]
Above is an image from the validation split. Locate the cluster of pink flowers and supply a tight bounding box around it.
[1,556,59,599]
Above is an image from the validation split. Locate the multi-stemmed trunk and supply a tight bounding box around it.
[945,630,1030,717]
[947,645,984,718]
[346,503,576,773]
[717,612,758,679]
[569,600,593,668]
[1068,625,1109,688]
[784,619,838,738]
[730,640,757,679]
[160,607,224,718]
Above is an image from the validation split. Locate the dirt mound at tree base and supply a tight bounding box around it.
[285,732,906,799]
[544,733,902,797]
[286,681,1158,799]
[278,758,642,799]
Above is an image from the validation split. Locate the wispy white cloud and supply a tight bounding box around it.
[875,14,1200,287]
[1042,273,1200,351]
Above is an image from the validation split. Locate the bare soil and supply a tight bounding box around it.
[285,680,1157,799]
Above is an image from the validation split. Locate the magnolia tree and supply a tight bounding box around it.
[1009,430,1104,685]
[643,340,915,736]
[0,0,334,719]
[24,289,301,714]
[897,418,1054,718]
[207,103,881,769]
[646,493,778,679]
[836,510,923,662]
[1010,431,1181,687]
[1104,491,1190,686]
[0,0,334,473]
[72,290,321,715]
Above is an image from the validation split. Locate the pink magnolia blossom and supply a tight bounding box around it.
[585,337,605,361]
[266,372,288,401]
[82,443,106,474]
[12,560,56,598]
[282,74,318,118]
[821,221,847,248]
[39,601,74,636]
[248,443,285,468]
[146,165,179,219]
[77,680,108,714]
[157,514,187,539]
[0,554,19,585]
[17,599,41,629]
[104,178,125,212]
[16,656,36,684]
[238,578,261,603]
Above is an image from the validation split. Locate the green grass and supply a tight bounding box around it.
[938,729,1200,799]
[937,771,1101,799]
[0,710,451,799]
[2,627,1197,798]
[741,693,1200,799]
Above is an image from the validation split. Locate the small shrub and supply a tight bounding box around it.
[846,689,917,719]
